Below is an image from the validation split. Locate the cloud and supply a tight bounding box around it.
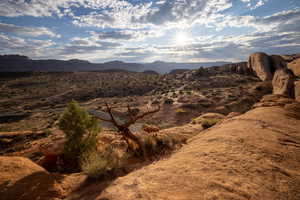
[0,22,60,38]
[72,0,233,29]
[240,0,268,10]
[94,31,134,40]
[0,33,55,57]
[0,0,73,17]
[89,29,163,42]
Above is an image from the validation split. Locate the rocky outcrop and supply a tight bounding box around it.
[248,52,273,81]
[0,156,64,200]
[191,112,225,124]
[207,62,250,75]
[272,68,296,97]
[97,96,300,200]
[38,139,65,171]
[281,54,300,63]
[169,69,190,75]
[270,55,287,70]
[288,58,300,77]
[295,80,300,102]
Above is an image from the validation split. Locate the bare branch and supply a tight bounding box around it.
[105,103,120,127]
[123,105,160,127]
[94,103,120,127]
[127,104,135,122]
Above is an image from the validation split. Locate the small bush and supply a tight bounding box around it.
[164,98,174,104]
[201,119,220,129]
[59,100,101,169]
[80,146,119,178]
[142,134,174,157]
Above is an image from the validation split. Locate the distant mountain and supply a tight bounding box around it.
[0,55,144,72]
[143,61,232,74]
[0,55,231,73]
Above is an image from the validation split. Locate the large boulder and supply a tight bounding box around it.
[0,156,64,200]
[98,98,300,200]
[270,55,287,70]
[272,68,296,97]
[248,52,273,81]
[295,80,300,102]
[288,58,300,77]
[38,139,65,171]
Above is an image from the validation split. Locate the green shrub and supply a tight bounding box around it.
[201,118,220,129]
[59,100,101,168]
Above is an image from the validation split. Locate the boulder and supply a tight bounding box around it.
[248,52,273,81]
[236,62,250,74]
[0,156,63,200]
[142,124,160,133]
[281,54,300,63]
[191,112,225,124]
[270,55,287,70]
[295,81,300,102]
[272,68,296,97]
[226,112,241,118]
[38,139,65,171]
[287,58,300,77]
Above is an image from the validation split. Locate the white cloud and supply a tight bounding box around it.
[0,22,60,38]
[73,0,233,29]
[0,33,55,57]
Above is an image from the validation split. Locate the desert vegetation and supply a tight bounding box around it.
[58,100,100,171]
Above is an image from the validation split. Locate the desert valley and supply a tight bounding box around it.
[1,0,300,199]
[0,52,300,199]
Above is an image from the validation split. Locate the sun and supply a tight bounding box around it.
[174,32,190,46]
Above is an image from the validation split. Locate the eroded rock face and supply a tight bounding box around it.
[288,58,300,77]
[270,55,287,70]
[295,80,300,102]
[98,97,300,200]
[272,68,296,97]
[0,156,63,200]
[191,113,225,124]
[38,139,65,171]
[248,52,273,81]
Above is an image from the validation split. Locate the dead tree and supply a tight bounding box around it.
[96,103,160,158]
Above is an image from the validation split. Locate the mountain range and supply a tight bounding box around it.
[0,55,231,74]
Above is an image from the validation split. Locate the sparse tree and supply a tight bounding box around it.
[95,103,160,158]
[59,100,101,169]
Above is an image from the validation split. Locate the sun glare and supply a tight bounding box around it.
[174,32,190,46]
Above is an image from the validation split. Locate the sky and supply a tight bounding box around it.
[0,0,299,63]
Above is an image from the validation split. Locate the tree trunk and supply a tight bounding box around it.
[117,126,145,158]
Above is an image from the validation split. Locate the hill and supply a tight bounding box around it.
[0,55,231,73]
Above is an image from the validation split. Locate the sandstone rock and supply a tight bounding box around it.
[270,55,286,70]
[281,54,300,63]
[287,58,300,77]
[191,112,225,124]
[0,156,63,200]
[98,101,300,200]
[272,68,296,97]
[142,124,160,133]
[295,80,300,102]
[248,52,273,81]
[38,139,65,171]
[226,112,241,118]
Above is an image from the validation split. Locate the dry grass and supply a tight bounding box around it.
[80,146,120,178]
[201,118,221,129]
